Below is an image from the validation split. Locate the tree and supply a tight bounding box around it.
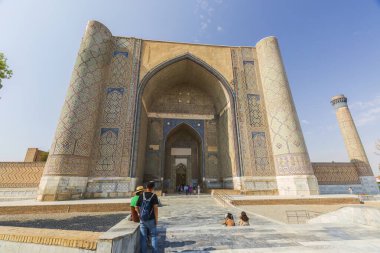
[0,52,13,89]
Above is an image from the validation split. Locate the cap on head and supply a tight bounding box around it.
[147,181,155,189]
[135,186,144,193]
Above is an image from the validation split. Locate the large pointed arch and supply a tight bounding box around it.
[163,122,204,189]
[130,53,243,183]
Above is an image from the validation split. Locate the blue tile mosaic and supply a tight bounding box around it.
[106,87,125,94]
[112,51,128,58]
[163,119,204,141]
[100,128,119,136]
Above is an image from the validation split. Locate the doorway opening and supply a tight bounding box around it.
[164,123,202,192]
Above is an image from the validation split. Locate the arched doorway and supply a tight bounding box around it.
[175,163,187,187]
[132,54,241,190]
[164,123,203,192]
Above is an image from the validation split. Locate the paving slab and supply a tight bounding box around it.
[154,195,380,252]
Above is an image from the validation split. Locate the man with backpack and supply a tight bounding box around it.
[136,181,159,253]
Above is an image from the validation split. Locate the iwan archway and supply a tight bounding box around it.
[132,54,241,191]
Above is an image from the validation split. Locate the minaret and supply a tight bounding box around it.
[256,37,319,195]
[38,21,113,200]
[331,94,379,194]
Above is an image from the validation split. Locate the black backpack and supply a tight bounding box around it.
[140,192,155,221]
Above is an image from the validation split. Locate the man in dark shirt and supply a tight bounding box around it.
[136,181,159,253]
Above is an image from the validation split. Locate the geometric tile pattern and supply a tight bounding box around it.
[274,153,313,176]
[312,162,360,185]
[247,94,263,127]
[243,61,256,90]
[90,37,141,178]
[114,36,130,48]
[52,23,112,156]
[231,48,251,176]
[217,109,233,178]
[256,37,314,176]
[44,21,113,176]
[231,47,275,177]
[109,54,130,86]
[252,132,270,171]
[121,39,142,177]
[96,128,119,171]
[0,162,45,188]
[44,155,89,176]
[104,88,124,123]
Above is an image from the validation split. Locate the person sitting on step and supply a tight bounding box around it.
[238,211,250,226]
[223,212,235,226]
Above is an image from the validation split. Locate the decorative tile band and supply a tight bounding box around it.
[106,87,125,94]
[100,128,119,136]
[113,51,128,58]
[163,118,204,140]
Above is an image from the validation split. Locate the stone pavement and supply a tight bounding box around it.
[154,195,380,252]
[0,212,127,232]
[0,198,130,215]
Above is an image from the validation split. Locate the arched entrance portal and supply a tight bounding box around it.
[164,123,202,192]
[133,54,241,191]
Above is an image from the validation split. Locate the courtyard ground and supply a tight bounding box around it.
[240,201,380,224]
[0,195,379,252]
[154,195,380,252]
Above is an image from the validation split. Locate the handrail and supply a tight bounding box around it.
[286,210,322,224]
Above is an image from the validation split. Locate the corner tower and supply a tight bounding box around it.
[38,21,114,200]
[331,94,379,194]
[256,37,319,195]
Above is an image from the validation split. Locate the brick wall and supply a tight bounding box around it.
[0,162,45,188]
[312,162,360,185]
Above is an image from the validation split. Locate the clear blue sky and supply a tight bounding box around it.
[1,0,380,174]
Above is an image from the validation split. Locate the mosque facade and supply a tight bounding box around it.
[34,21,378,200]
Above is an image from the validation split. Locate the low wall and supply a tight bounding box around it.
[97,217,140,253]
[0,240,94,253]
[0,226,99,253]
[211,189,278,195]
[0,217,139,253]
[231,197,360,205]
[0,162,45,188]
[0,188,37,201]
[0,202,130,215]
[319,185,363,194]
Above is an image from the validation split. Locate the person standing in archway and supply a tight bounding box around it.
[184,184,189,195]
